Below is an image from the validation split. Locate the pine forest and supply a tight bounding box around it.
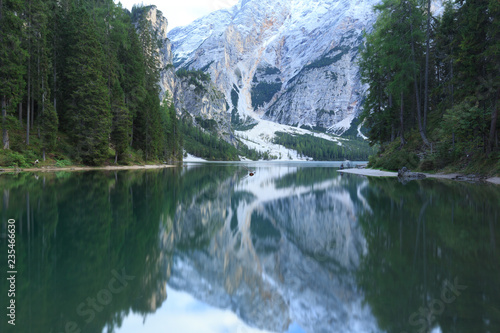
[0,0,181,166]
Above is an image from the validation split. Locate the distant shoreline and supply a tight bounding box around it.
[0,164,177,174]
[338,168,500,185]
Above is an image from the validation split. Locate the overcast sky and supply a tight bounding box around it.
[114,0,239,32]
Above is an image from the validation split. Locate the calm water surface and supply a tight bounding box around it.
[0,162,499,333]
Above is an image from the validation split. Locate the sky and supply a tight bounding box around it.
[114,0,239,32]
[113,285,277,333]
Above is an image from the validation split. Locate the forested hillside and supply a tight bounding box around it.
[359,0,499,174]
[0,0,181,166]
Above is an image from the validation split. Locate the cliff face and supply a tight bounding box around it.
[141,6,228,136]
[137,7,176,102]
[174,73,232,141]
[168,0,380,134]
[168,0,446,137]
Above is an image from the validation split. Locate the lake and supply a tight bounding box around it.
[0,162,499,333]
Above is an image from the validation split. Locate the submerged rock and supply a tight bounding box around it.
[398,167,426,184]
[453,174,486,183]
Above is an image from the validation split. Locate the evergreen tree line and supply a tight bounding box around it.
[274,132,377,161]
[359,0,499,170]
[181,118,254,161]
[0,0,181,165]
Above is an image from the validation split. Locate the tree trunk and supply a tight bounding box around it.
[390,94,395,142]
[130,121,134,146]
[451,58,455,147]
[400,92,406,145]
[488,88,499,155]
[27,8,31,146]
[0,3,5,150]
[423,0,431,132]
[31,90,34,129]
[27,81,30,145]
[408,3,430,146]
[37,43,41,139]
[53,29,57,111]
[2,96,9,149]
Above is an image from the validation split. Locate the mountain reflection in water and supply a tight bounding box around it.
[0,162,498,333]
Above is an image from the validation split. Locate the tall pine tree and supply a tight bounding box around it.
[1,0,27,149]
[61,5,111,165]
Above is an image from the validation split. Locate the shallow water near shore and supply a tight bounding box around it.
[0,162,499,333]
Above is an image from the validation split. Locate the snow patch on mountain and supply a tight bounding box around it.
[236,119,344,159]
[168,0,380,142]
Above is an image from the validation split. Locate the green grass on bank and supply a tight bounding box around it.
[368,131,500,177]
[0,127,165,170]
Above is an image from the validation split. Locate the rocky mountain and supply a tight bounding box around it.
[135,7,176,102]
[146,0,444,159]
[168,0,381,135]
[159,165,380,332]
[140,6,231,141]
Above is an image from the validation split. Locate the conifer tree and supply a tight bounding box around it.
[1,0,27,149]
[360,0,427,145]
[132,6,163,160]
[61,6,111,165]
[110,82,131,163]
[120,24,146,146]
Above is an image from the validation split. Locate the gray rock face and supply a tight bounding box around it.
[139,6,176,102]
[174,74,233,141]
[169,0,380,134]
[141,6,229,136]
[160,166,380,332]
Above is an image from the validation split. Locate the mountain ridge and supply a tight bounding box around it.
[168,0,380,136]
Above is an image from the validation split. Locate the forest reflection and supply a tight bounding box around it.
[0,167,499,333]
[357,178,500,333]
[0,170,181,333]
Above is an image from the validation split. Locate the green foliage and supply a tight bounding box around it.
[340,116,367,139]
[360,0,500,174]
[60,7,111,165]
[0,150,29,167]
[237,142,263,161]
[368,138,420,171]
[55,159,71,167]
[0,0,27,149]
[41,104,59,153]
[232,121,258,132]
[230,87,241,126]
[442,98,489,153]
[370,149,419,171]
[359,0,425,146]
[180,119,239,161]
[304,46,350,70]
[0,0,184,166]
[161,97,182,161]
[274,132,376,161]
[251,82,282,108]
[179,118,263,161]
[0,0,26,105]
[195,116,218,132]
[176,68,211,93]
[257,66,281,75]
[110,88,132,163]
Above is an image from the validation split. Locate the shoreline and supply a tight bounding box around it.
[338,168,500,185]
[2,164,498,185]
[0,164,177,174]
